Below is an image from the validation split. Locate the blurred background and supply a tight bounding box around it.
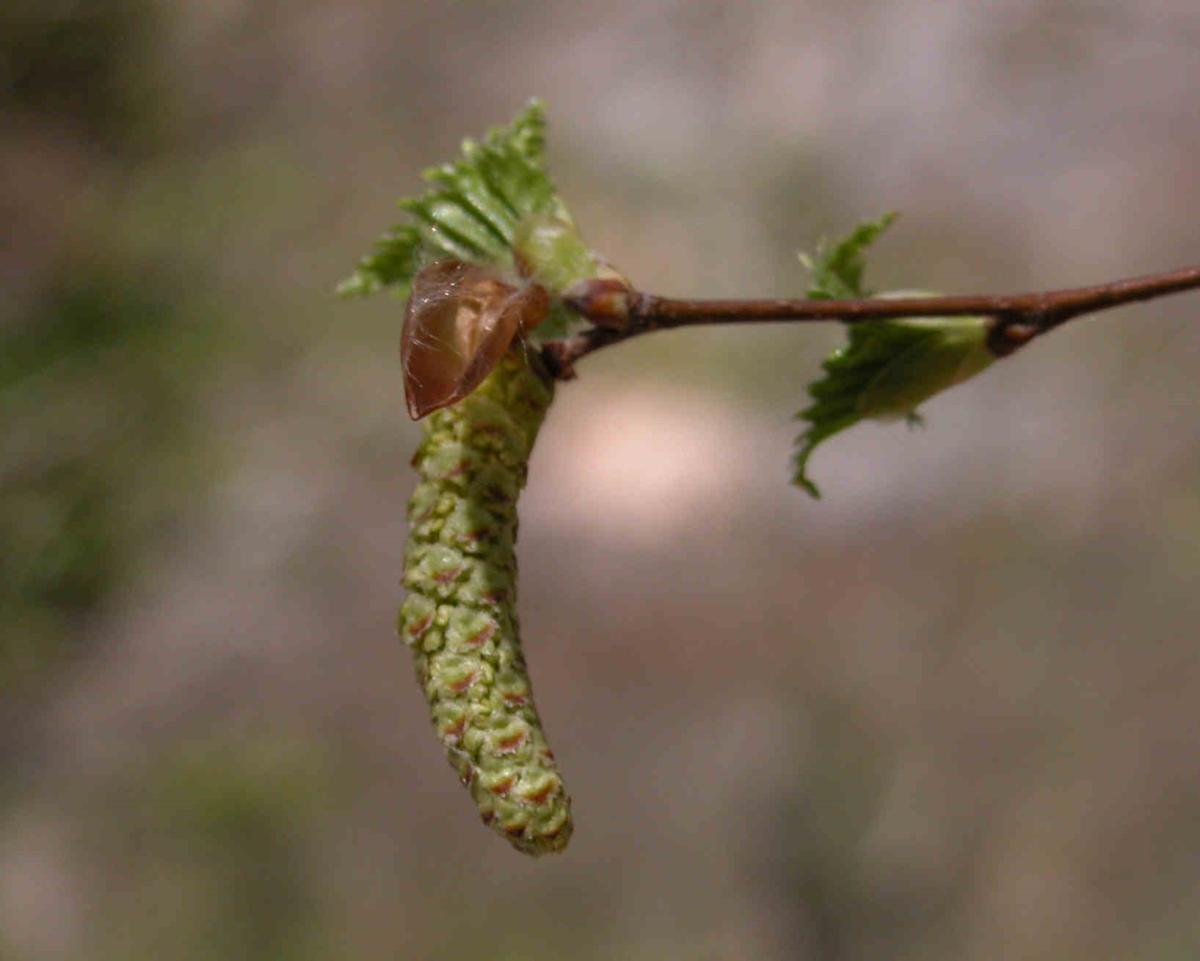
[3,1,1199,958]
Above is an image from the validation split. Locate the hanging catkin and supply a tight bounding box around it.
[397,348,571,855]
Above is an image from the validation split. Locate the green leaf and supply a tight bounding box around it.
[793,217,993,497]
[339,102,547,297]
[338,101,601,340]
[336,225,422,298]
[800,212,898,300]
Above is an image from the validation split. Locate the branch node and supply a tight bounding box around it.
[562,278,636,330]
[986,317,1039,357]
[540,341,578,380]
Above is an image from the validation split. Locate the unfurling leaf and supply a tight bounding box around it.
[794,217,994,497]
[338,101,552,298]
[339,101,623,340]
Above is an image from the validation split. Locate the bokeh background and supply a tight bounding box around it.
[3,2,1200,958]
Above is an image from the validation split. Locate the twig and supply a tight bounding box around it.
[541,263,1200,379]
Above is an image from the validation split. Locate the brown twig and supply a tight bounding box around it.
[541,263,1200,379]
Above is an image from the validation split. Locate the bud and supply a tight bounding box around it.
[511,214,598,294]
[512,210,624,281]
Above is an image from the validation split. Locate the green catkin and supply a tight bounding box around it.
[398,348,571,855]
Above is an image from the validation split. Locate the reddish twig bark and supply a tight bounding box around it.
[541,263,1200,379]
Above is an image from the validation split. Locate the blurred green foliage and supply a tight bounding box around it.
[87,738,334,961]
[0,0,164,154]
[1,262,218,688]
[1,0,215,692]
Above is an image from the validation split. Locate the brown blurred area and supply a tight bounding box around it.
[2,2,1199,958]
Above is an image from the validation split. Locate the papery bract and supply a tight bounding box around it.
[401,260,550,419]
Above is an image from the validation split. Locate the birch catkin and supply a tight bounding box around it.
[398,348,571,855]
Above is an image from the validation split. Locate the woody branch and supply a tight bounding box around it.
[542,263,1200,378]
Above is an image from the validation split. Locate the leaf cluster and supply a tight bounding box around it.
[338,101,561,298]
[341,101,598,340]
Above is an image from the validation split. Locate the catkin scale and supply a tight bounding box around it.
[398,348,571,855]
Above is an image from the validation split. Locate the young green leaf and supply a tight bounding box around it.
[339,101,615,341]
[794,217,994,497]
[799,212,898,301]
[338,102,544,297]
